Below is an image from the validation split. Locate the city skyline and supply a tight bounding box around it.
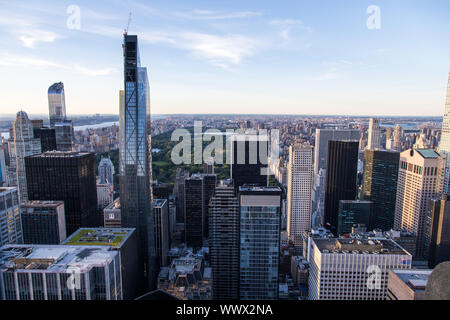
[0,0,450,116]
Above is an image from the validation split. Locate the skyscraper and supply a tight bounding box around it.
[337,200,372,235]
[239,186,281,300]
[184,174,203,247]
[231,134,268,190]
[202,173,217,238]
[438,68,450,193]
[287,143,313,251]
[313,129,360,175]
[120,34,155,291]
[367,118,381,150]
[48,82,66,127]
[25,151,99,236]
[362,149,400,231]
[153,199,169,267]
[324,141,359,235]
[20,201,66,244]
[98,156,115,188]
[393,124,403,151]
[7,111,41,202]
[0,187,22,246]
[54,121,74,151]
[394,149,444,258]
[209,181,240,300]
[425,195,450,268]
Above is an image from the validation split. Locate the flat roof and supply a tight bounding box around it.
[62,228,134,248]
[239,186,281,192]
[153,198,167,207]
[313,238,411,255]
[29,151,91,158]
[0,244,116,273]
[391,269,432,290]
[0,187,17,194]
[21,200,64,208]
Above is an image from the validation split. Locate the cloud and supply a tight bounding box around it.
[314,68,339,81]
[0,53,116,76]
[175,10,262,20]
[18,29,60,48]
[269,19,312,40]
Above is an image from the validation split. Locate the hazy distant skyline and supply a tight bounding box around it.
[0,0,449,116]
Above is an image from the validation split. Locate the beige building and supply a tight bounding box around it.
[287,144,313,251]
[394,149,444,258]
[387,269,431,300]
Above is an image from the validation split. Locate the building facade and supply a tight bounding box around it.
[48,82,67,127]
[119,34,156,290]
[394,149,444,258]
[0,187,22,246]
[20,201,66,245]
[25,151,99,236]
[239,186,281,300]
[287,144,313,251]
[362,149,400,231]
[153,199,169,267]
[209,181,240,300]
[425,195,450,268]
[337,200,373,235]
[367,118,381,150]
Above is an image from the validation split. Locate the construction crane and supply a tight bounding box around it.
[123,12,132,35]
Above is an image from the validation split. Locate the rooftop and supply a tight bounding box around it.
[62,228,134,247]
[153,198,167,208]
[21,200,64,208]
[48,82,64,94]
[313,238,411,255]
[105,198,120,210]
[414,149,440,159]
[0,244,116,273]
[239,186,281,193]
[29,151,91,158]
[391,269,432,290]
[0,187,17,194]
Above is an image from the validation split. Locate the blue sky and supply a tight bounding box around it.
[0,0,449,116]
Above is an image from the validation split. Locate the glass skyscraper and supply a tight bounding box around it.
[48,82,67,127]
[119,34,156,291]
[439,68,450,193]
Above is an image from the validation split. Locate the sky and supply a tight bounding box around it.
[0,0,449,116]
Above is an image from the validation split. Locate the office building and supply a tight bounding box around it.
[311,168,326,228]
[153,199,169,267]
[98,156,114,188]
[439,68,450,193]
[367,118,381,150]
[20,201,66,244]
[393,124,403,151]
[202,174,217,238]
[0,187,22,246]
[239,186,281,300]
[425,195,450,268]
[394,149,444,258]
[7,111,41,202]
[313,129,360,175]
[63,228,140,299]
[54,121,74,151]
[362,149,400,231]
[25,151,99,236]
[231,134,269,189]
[32,125,57,152]
[119,34,156,290]
[174,169,189,223]
[324,141,359,235]
[104,198,121,228]
[184,174,203,247]
[308,238,412,300]
[48,82,67,127]
[287,144,313,251]
[387,269,432,300]
[0,149,6,186]
[337,200,373,235]
[0,244,121,300]
[96,183,113,209]
[209,180,240,300]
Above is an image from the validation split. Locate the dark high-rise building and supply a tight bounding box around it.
[55,120,74,151]
[324,141,358,235]
[25,152,99,236]
[231,134,268,190]
[426,195,450,268]
[152,182,170,202]
[33,126,57,152]
[209,180,240,300]
[174,169,189,223]
[239,186,281,300]
[20,201,66,244]
[337,200,373,235]
[153,199,169,267]
[362,149,399,231]
[202,174,217,238]
[120,34,156,291]
[184,174,203,247]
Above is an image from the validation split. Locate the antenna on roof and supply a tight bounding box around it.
[123,12,132,35]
